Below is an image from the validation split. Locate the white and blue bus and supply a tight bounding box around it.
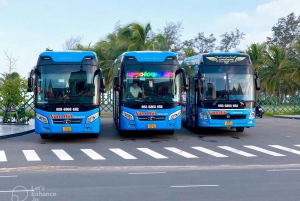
[27,51,105,138]
[112,51,188,135]
[181,52,260,132]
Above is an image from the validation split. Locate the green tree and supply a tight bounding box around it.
[246,43,266,72]
[216,29,245,52]
[119,22,152,51]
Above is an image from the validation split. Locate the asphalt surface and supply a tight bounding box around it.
[0,117,300,201]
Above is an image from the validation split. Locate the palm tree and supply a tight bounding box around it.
[246,43,266,72]
[119,22,152,51]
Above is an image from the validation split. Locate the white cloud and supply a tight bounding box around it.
[0,0,7,5]
[214,0,300,50]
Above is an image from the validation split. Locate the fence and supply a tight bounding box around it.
[1,93,299,116]
[257,96,300,115]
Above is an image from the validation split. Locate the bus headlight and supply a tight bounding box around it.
[36,113,48,124]
[199,110,208,119]
[86,113,99,123]
[169,110,181,120]
[122,111,134,120]
[249,110,255,119]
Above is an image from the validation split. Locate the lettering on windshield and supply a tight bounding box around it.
[141,105,163,109]
[217,104,238,108]
[127,72,175,78]
[55,107,79,111]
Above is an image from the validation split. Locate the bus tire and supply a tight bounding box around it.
[40,134,49,139]
[90,134,99,138]
[119,130,128,137]
[165,130,174,135]
[236,127,245,132]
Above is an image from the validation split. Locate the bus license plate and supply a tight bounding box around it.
[63,127,72,132]
[224,121,233,126]
[147,124,156,129]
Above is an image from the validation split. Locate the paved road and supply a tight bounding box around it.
[0,117,300,200]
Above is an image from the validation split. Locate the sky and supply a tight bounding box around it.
[0,0,300,78]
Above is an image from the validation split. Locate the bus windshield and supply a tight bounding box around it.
[122,65,181,103]
[201,65,255,101]
[35,64,100,106]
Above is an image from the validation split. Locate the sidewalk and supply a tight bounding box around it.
[0,119,35,139]
[272,115,300,120]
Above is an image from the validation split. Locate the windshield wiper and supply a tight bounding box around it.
[228,91,245,106]
[144,93,173,107]
[212,90,227,105]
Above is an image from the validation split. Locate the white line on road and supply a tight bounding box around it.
[109,148,137,159]
[267,169,300,172]
[129,172,166,175]
[164,147,198,158]
[171,185,219,188]
[0,175,17,178]
[80,149,106,160]
[192,147,228,157]
[218,146,257,157]
[22,150,41,161]
[244,146,285,156]
[52,149,74,161]
[0,189,34,193]
[0,151,7,162]
[269,145,300,155]
[137,148,168,159]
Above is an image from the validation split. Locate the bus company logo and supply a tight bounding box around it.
[64,114,72,118]
[50,114,62,119]
[206,56,246,64]
[208,110,227,115]
[148,111,156,115]
[136,112,146,116]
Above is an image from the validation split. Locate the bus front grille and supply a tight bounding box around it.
[138,116,165,121]
[210,115,247,120]
[52,119,83,124]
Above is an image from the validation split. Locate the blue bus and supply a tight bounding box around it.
[181,52,260,132]
[27,51,106,139]
[112,51,188,135]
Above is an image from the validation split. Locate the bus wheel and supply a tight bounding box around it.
[236,127,245,132]
[40,134,49,139]
[165,130,174,135]
[119,130,128,137]
[90,134,99,138]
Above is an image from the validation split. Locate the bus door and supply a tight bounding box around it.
[113,76,120,129]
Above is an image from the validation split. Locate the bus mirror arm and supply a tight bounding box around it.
[114,76,121,91]
[93,69,106,93]
[254,71,261,90]
[27,69,35,92]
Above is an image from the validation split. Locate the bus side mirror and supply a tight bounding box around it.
[184,77,189,91]
[27,77,33,92]
[114,76,121,91]
[100,78,106,93]
[255,78,260,90]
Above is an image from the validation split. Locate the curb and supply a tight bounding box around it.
[273,116,300,120]
[0,129,35,140]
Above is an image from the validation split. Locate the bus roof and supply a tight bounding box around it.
[39,51,97,62]
[182,52,250,66]
[116,51,177,63]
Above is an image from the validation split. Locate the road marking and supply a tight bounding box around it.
[269,145,300,155]
[109,148,137,159]
[0,151,7,162]
[244,146,285,156]
[171,185,219,188]
[0,189,34,193]
[267,169,300,172]
[80,149,105,160]
[52,149,74,161]
[192,147,228,157]
[22,150,41,161]
[0,175,17,178]
[137,148,168,159]
[129,172,166,175]
[218,146,257,157]
[164,147,198,158]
